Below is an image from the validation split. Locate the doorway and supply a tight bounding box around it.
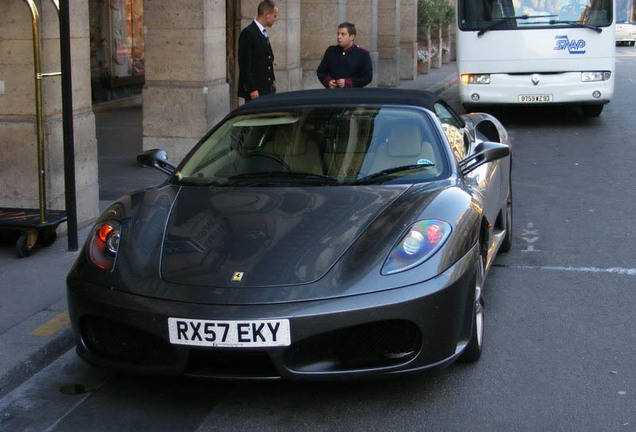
[227,0,241,109]
[89,0,145,103]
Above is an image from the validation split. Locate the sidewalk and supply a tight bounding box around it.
[0,61,458,398]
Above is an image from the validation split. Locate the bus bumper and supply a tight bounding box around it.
[459,71,613,107]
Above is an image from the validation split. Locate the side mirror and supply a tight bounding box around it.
[137,149,178,176]
[458,141,509,176]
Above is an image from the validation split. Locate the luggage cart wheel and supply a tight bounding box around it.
[38,228,57,247]
[16,230,38,258]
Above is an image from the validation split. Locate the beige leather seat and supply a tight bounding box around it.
[287,138,322,174]
[263,124,323,174]
[324,119,370,177]
[365,121,434,175]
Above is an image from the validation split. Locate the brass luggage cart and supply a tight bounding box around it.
[0,0,67,257]
[0,208,67,257]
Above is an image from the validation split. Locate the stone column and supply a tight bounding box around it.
[347,0,379,87]
[244,0,302,94]
[142,0,229,162]
[300,0,345,89]
[377,0,400,86]
[0,0,99,225]
[399,0,417,80]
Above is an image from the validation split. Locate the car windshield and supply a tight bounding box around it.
[459,0,612,31]
[176,107,448,186]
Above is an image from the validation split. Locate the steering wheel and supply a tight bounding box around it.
[243,151,290,172]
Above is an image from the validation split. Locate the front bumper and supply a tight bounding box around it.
[460,72,613,106]
[67,245,479,380]
[615,26,636,43]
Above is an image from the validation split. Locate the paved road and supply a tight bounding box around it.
[1,49,635,431]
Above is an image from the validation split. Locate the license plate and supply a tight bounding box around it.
[168,317,291,347]
[518,94,553,103]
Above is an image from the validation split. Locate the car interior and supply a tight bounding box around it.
[179,107,446,184]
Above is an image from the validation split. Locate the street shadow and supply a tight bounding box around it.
[469,104,602,129]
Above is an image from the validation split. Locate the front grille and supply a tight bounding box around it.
[284,320,421,372]
[506,72,562,76]
[81,315,177,367]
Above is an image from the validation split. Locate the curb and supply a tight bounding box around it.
[0,300,74,399]
[432,74,458,95]
[92,94,142,113]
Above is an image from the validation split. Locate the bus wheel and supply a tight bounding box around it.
[581,104,603,117]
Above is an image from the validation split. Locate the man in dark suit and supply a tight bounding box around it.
[238,0,278,102]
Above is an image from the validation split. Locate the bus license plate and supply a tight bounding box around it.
[168,317,291,347]
[518,94,553,103]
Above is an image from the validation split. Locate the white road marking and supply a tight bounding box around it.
[495,264,636,276]
[520,222,540,252]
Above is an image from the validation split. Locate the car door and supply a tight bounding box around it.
[434,101,503,224]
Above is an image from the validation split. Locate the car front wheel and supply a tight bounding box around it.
[459,252,484,363]
[500,177,513,253]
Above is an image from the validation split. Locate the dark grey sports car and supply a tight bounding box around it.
[67,88,512,380]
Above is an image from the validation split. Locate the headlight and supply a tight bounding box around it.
[382,220,452,275]
[581,71,611,82]
[88,221,121,271]
[461,74,490,84]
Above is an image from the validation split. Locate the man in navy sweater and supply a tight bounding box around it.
[317,22,373,89]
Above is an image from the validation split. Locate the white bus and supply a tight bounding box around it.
[456,0,615,116]
[615,0,635,45]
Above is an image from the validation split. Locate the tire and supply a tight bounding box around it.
[581,104,603,117]
[500,177,513,253]
[459,251,485,363]
[37,228,57,247]
[16,233,33,258]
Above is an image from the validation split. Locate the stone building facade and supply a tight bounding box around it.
[0,0,418,227]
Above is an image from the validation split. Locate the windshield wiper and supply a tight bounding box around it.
[477,14,557,36]
[226,171,339,186]
[353,162,436,185]
[548,19,602,33]
[176,177,225,187]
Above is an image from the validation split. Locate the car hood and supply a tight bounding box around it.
[161,185,409,288]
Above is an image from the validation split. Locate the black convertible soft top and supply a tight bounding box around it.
[234,88,441,113]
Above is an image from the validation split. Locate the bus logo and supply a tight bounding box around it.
[554,35,586,54]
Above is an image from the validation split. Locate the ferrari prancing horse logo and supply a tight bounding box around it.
[232,272,245,282]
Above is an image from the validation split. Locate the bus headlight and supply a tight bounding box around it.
[581,71,611,82]
[461,74,490,84]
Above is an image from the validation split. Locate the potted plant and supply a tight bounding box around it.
[417,0,436,72]
[417,49,429,74]
[418,0,455,68]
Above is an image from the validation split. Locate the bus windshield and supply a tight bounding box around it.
[616,0,633,23]
[459,0,613,31]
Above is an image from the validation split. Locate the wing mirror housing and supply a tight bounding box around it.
[137,149,178,176]
[458,141,510,176]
